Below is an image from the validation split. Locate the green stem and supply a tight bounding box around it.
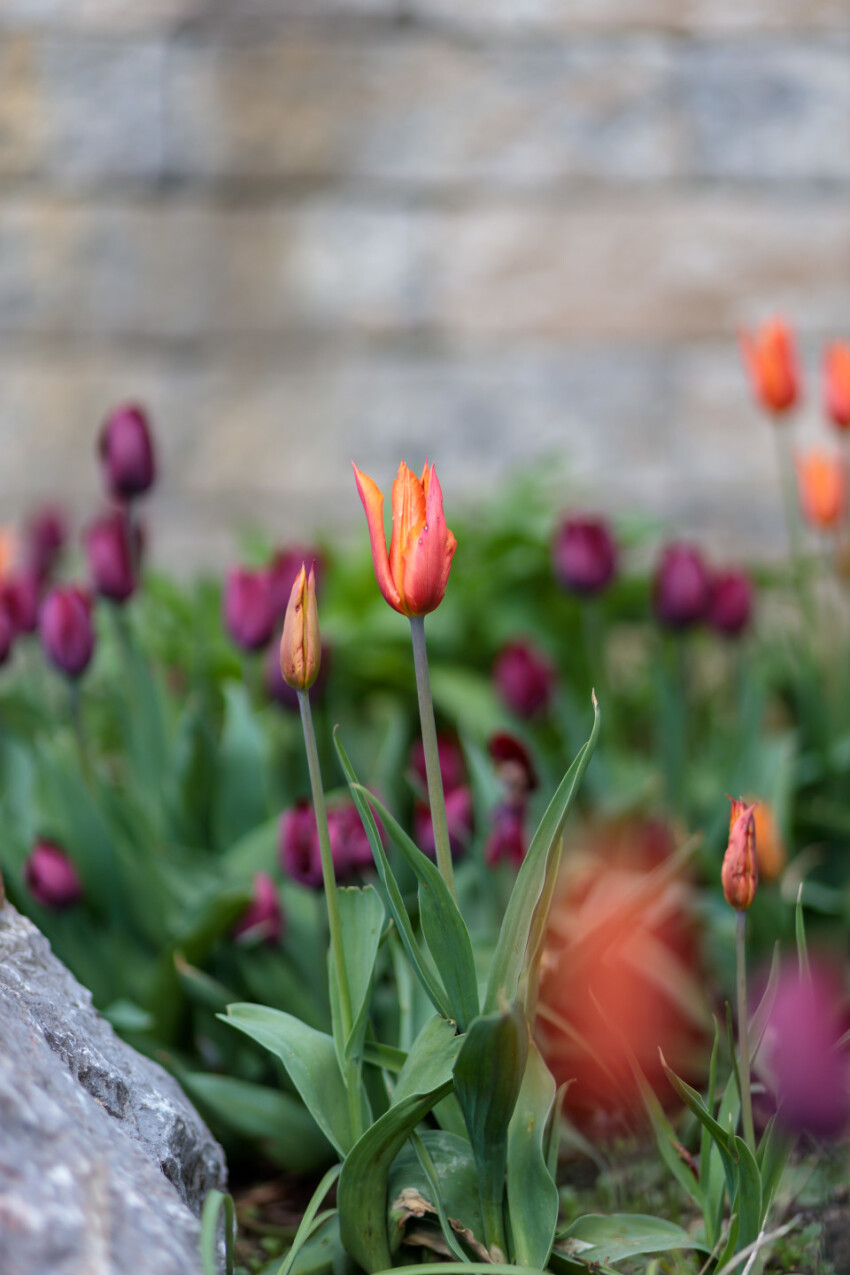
[297,689,362,1136]
[409,615,457,900]
[736,910,756,1153]
[68,681,92,786]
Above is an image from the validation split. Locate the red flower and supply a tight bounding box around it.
[741,319,799,415]
[824,342,850,430]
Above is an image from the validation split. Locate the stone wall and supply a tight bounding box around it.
[1,0,849,570]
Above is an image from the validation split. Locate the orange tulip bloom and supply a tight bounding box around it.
[280,563,321,691]
[353,460,456,617]
[740,318,799,415]
[722,798,758,912]
[824,342,850,430]
[796,450,847,530]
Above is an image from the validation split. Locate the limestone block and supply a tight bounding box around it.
[0,901,226,1275]
[0,0,205,34]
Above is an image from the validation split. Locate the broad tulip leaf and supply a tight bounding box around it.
[392,1014,463,1108]
[355,787,479,1032]
[333,730,451,1020]
[558,1214,709,1265]
[453,1003,528,1257]
[213,683,270,850]
[731,1135,763,1250]
[330,885,386,1063]
[506,1044,558,1269]
[223,1003,362,1157]
[483,697,600,1014]
[338,1079,454,1273]
[661,1056,738,1200]
[387,1131,484,1258]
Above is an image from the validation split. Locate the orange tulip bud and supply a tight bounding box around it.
[741,319,799,416]
[280,563,320,691]
[824,342,850,431]
[722,798,758,911]
[751,801,787,883]
[352,460,457,617]
[796,450,846,530]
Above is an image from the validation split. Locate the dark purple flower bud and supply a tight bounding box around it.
[493,640,556,719]
[24,839,82,909]
[409,734,467,796]
[99,403,156,500]
[25,504,67,582]
[330,803,375,877]
[0,602,14,666]
[0,570,40,636]
[268,547,325,620]
[485,801,527,868]
[39,586,95,678]
[279,801,324,888]
[766,962,850,1140]
[708,569,754,638]
[652,543,711,630]
[553,516,617,596]
[85,512,136,604]
[415,785,474,861]
[233,873,284,945]
[223,567,275,652]
[488,732,538,794]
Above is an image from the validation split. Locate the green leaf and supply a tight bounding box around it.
[223,1003,361,1157]
[333,885,386,1062]
[213,683,270,849]
[338,1079,454,1273]
[177,1071,333,1173]
[201,1190,236,1275]
[506,1043,558,1269]
[661,1056,738,1202]
[275,1164,342,1275]
[333,730,451,1020]
[453,1003,529,1257]
[392,1015,463,1108]
[731,1135,763,1250]
[355,787,479,1032]
[557,1214,709,1265]
[388,1131,484,1259]
[483,697,600,1014]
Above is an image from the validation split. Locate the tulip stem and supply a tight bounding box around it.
[68,682,92,787]
[297,688,362,1135]
[409,616,457,901]
[736,910,756,1153]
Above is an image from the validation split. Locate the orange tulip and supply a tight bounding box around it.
[796,450,846,530]
[740,318,799,415]
[751,801,787,883]
[824,342,850,430]
[280,563,320,691]
[722,798,758,912]
[353,460,457,617]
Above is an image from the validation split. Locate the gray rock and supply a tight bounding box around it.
[0,900,227,1275]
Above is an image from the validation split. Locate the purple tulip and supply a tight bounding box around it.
[279,800,375,887]
[99,403,156,500]
[0,570,40,636]
[488,732,538,794]
[766,962,850,1140]
[233,873,284,945]
[415,785,474,861]
[25,504,67,582]
[553,516,617,596]
[493,640,556,719]
[652,544,711,630]
[485,801,527,868]
[39,586,95,678]
[708,569,754,638]
[409,734,467,798]
[24,840,83,909]
[223,567,275,652]
[85,511,136,604]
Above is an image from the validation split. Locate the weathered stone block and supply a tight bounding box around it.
[0,901,226,1275]
[0,0,205,34]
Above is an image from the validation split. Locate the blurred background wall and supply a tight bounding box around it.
[1,0,849,571]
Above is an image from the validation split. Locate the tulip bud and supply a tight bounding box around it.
[740,319,799,415]
[25,504,66,582]
[489,732,539,794]
[280,564,320,691]
[0,570,40,636]
[223,566,275,652]
[824,342,850,431]
[24,839,83,909]
[485,801,527,868]
[233,873,284,945]
[85,511,137,603]
[279,801,324,887]
[268,546,324,619]
[552,516,617,596]
[493,640,556,718]
[99,403,156,500]
[39,586,95,678]
[708,569,753,638]
[652,543,710,630]
[721,798,758,911]
[796,450,846,530]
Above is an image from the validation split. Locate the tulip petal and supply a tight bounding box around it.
[389,462,426,602]
[352,462,403,612]
[401,463,456,616]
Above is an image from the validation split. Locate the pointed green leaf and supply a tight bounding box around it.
[506,1044,558,1269]
[392,1015,463,1108]
[558,1214,709,1265]
[332,885,386,1062]
[484,698,600,1014]
[388,1131,484,1259]
[731,1135,762,1249]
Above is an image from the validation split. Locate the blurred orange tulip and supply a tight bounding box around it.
[722,799,758,912]
[741,318,799,415]
[751,801,787,882]
[353,460,456,617]
[796,450,847,530]
[824,342,850,431]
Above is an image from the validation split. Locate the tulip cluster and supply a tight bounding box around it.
[652,544,753,638]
